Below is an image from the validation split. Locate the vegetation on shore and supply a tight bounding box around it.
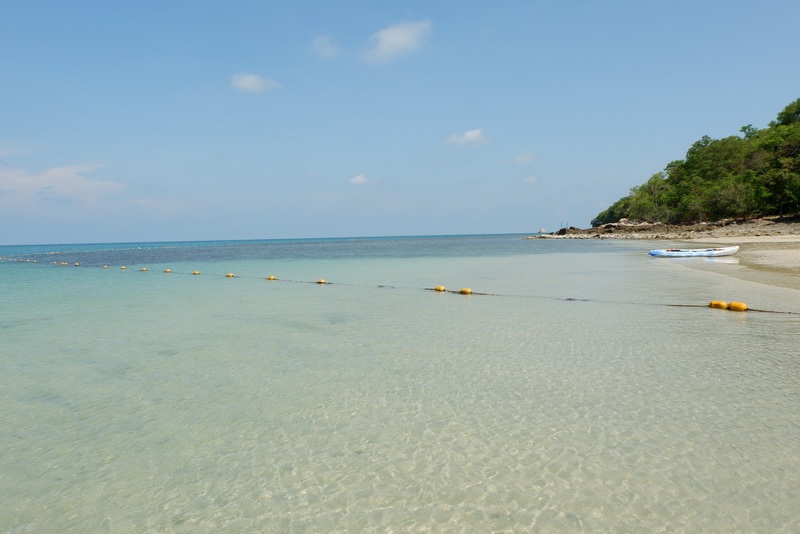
[592,99,800,227]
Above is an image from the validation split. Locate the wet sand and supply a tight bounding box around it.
[528,216,800,272]
[686,235,800,271]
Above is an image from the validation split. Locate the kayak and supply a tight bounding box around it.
[648,245,739,257]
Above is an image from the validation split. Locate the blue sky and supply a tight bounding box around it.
[2,1,799,244]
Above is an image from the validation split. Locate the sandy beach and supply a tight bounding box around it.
[685,235,800,271]
[528,216,800,272]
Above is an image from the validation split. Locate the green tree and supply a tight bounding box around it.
[771,98,800,126]
[740,124,759,139]
[591,98,800,226]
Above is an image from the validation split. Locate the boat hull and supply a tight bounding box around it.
[648,245,739,257]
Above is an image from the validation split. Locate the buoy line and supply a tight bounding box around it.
[3,257,800,315]
[667,303,796,314]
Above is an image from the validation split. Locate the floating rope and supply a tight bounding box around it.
[3,255,800,315]
[667,303,793,314]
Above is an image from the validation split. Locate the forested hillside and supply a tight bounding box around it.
[592,99,800,226]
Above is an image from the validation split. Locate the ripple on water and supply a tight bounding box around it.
[1,244,799,532]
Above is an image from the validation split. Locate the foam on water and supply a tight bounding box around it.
[1,236,799,532]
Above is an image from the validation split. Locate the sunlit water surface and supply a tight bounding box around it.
[1,235,798,532]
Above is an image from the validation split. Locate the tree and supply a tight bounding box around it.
[740,124,759,139]
[771,98,800,126]
[591,98,800,226]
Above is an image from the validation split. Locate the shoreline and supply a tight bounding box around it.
[529,216,800,272]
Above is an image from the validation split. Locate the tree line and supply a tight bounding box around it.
[592,98,800,226]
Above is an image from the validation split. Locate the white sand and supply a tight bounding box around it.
[686,236,800,271]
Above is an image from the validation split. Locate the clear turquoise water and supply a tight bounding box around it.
[1,235,799,532]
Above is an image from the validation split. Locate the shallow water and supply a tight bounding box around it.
[1,236,799,532]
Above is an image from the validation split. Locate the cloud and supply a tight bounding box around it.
[521,175,538,183]
[0,143,32,158]
[231,72,280,93]
[514,151,535,164]
[365,20,432,63]
[0,165,125,207]
[310,35,339,60]
[446,128,489,146]
[349,174,368,185]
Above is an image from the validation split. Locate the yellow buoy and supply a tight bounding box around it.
[53,261,58,264]
[74,263,79,266]
[164,269,172,273]
[266,275,276,280]
[226,273,235,277]
[140,268,148,271]
[192,271,200,275]
[103,265,109,269]
[460,288,473,295]
[709,301,728,309]
[728,302,748,312]
[121,266,127,270]
[434,285,446,292]
[317,279,327,284]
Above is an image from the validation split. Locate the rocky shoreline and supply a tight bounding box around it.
[528,215,800,241]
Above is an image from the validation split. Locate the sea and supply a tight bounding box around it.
[1,234,798,533]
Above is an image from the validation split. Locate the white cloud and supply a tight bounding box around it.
[0,143,32,158]
[0,165,125,207]
[310,35,339,59]
[514,151,535,164]
[231,72,280,93]
[349,174,368,185]
[446,128,489,146]
[365,20,432,63]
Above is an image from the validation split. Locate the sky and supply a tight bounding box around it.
[2,0,799,244]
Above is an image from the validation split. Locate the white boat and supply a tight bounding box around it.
[648,245,739,257]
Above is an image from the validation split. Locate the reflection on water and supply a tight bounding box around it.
[705,257,739,264]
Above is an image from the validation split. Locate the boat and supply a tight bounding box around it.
[648,245,739,257]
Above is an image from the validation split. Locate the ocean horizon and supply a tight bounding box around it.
[0,232,535,251]
[2,234,798,532]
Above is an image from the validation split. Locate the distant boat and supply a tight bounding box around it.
[538,228,546,233]
[648,245,739,257]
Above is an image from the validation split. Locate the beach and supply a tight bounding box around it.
[529,216,800,272]
[687,235,800,271]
